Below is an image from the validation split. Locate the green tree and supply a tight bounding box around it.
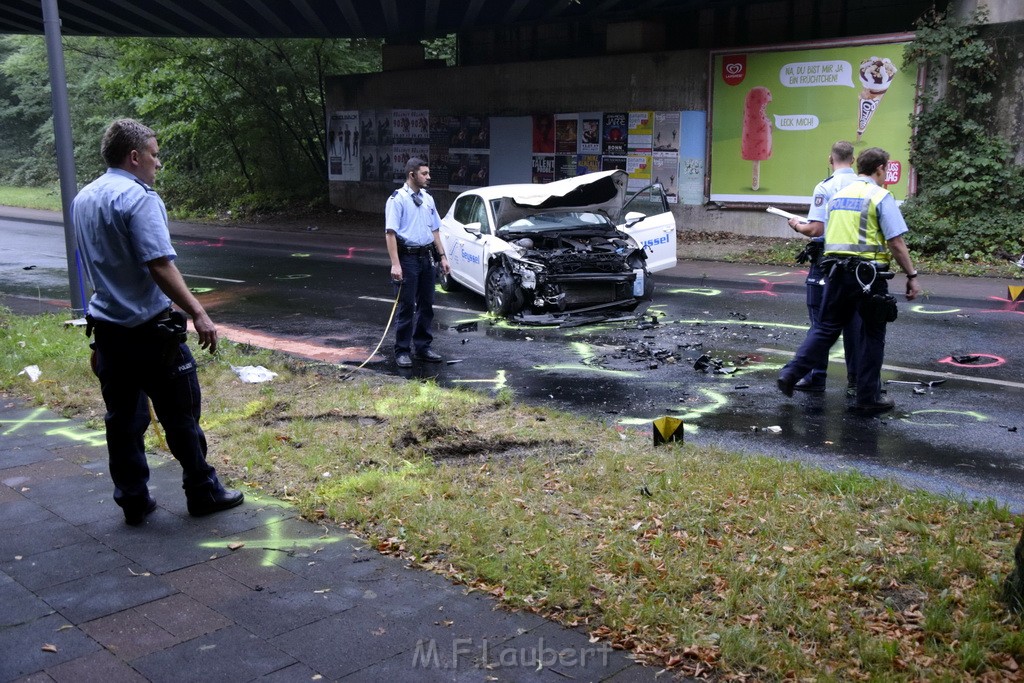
[103,37,381,213]
[901,10,1024,260]
[0,35,124,187]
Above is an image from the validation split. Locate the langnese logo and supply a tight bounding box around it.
[884,161,902,186]
[722,55,747,86]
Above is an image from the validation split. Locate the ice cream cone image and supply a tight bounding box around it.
[856,57,897,141]
[741,86,772,191]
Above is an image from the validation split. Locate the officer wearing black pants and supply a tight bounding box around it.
[73,119,243,524]
[385,157,450,369]
[777,147,922,416]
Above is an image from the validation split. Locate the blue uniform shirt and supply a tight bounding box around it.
[807,167,859,240]
[384,184,440,247]
[72,168,175,326]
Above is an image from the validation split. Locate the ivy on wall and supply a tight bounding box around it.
[901,9,1024,261]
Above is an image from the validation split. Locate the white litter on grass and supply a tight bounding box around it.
[231,365,278,383]
[19,365,41,382]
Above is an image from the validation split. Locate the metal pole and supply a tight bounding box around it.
[41,0,86,313]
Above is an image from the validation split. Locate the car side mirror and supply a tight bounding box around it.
[464,221,482,235]
[624,212,645,228]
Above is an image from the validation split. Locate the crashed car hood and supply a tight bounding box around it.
[493,170,628,229]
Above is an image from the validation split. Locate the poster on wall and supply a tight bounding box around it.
[555,154,577,181]
[653,111,680,153]
[626,155,652,192]
[555,114,578,155]
[601,155,627,172]
[327,111,359,181]
[627,111,653,154]
[679,110,707,205]
[578,113,602,155]
[652,155,679,203]
[710,38,915,203]
[376,111,392,147]
[602,112,627,155]
[577,154,600,175]
[532,114,555,154]
[532,155,555,183]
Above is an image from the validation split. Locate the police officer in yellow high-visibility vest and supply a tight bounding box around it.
[777,147,922,416]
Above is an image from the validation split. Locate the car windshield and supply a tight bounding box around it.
[493,209,614,233]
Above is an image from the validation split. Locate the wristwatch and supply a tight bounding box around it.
[906,271,918,279]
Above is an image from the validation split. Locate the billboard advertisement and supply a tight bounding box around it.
[710,38,916,204]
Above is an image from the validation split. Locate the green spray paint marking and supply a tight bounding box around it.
[616,388,730,434]
[910,304,961,315]
[1,407,106,447]
[668,287,722,296]
[451,370,507,390]
[291,253,311,258]
[200,504,343,567]
[901,409,989,427]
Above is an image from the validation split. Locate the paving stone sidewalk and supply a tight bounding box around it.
[0,398,663,682]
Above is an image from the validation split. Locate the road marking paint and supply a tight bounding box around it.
[181,273,245,283]
[358,296,478,314]
[758,347,1024,390]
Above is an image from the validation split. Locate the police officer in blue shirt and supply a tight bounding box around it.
[385,158,451,368]
[73,119,243,524]
[778,147,922,416]
[787,141,860,393]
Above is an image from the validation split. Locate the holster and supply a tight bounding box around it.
[863,292,898,324]
[795,240,824,265]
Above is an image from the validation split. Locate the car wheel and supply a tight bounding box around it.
[485,264,522,317]
[437,263,458,292]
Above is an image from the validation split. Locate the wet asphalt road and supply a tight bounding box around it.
[3,210,1022,511]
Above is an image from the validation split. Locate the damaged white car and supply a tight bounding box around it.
[437,170,676,323]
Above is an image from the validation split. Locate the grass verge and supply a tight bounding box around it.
[2,308,1023,680]
[0,185,62,212]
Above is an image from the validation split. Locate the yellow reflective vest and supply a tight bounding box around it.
[823,180,891,262]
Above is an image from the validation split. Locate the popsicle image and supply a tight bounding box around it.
[741,86,772,191]
[856,57,897,141]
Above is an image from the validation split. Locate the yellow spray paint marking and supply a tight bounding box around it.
[275,274,311,280]
[533,363,643,378]
[189,287,215,294]
[667,287,722,296]
[901,409,989,427]
[678,318,810,331]
[451,370,507,390]
[910,304,961,315]
[616,388,730,435]
[200,512,343,567]
[1,407,106,447]
[746,270,796,277]
[202,400,275,431]
[291,253,311,258]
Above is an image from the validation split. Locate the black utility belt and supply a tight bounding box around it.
[821,256,889,271]
[399,244,434,255]
[86,308,182,337]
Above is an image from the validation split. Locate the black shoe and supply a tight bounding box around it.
[124,498,157,526]
[395,353,413,368]
[777,376,795,397]
[848,399,895,416]
[414,348,443,362]
[187,488,244,517]
[794,377,826,393]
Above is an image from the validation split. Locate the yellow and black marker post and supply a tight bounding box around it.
[653,416,684,446]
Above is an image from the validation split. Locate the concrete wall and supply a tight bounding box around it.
[327,49,801,238]
[327,10,1024,239]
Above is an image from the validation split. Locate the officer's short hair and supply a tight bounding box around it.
[831,141,855,164]
[101,119,156,167]
[857,147,889,176]
[405,157,428,176]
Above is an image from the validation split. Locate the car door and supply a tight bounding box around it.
[615,183,677,273]
[441,194,490,294]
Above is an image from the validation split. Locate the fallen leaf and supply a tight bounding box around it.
[228,542,245,551]
[41,644,58,653]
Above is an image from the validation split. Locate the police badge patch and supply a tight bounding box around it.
[813,195,825,207]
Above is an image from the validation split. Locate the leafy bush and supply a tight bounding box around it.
[902,10,1024,261]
